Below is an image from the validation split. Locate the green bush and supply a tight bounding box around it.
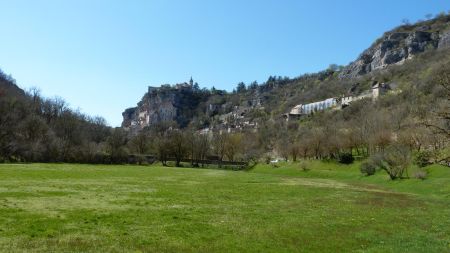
[360,161,377,176]
[299,160,310,171]
[264,156,272,164]
[371,144,412,180]
[339,153,354,164]
[414,150,434,167]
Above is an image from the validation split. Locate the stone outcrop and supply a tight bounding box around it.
[122,81,268,133]
[122,82,198,129]
[340,24,448,78]
[438,29,450,49]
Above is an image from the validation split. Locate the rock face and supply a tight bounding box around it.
[438,29,450,49]
[122,80,268,132]
[340,25,448,78]
[122,82,200,129]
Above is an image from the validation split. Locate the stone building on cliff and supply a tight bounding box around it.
[122,79,195,130]
[285,82,391,120]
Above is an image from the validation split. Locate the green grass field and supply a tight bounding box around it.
[0,162,449,252]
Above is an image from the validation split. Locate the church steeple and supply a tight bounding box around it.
[189,76,194,87]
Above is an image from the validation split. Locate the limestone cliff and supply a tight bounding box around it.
[122,80,267,132]
[122,82,205,129]
[340,16,450,78]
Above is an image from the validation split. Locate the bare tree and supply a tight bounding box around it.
[212,132,227,167]
[168,130,188,167]
[107,128,128,163]
[129,131,150,154]
[192,133,210,166]
[373,144,412,180]
[288,140,301,162]
[153,133,170,166]
[224,133,243,162]
[421,66,450,138]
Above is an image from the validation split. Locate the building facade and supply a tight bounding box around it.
[285,82,390,120]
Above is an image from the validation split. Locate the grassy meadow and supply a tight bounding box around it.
[0,162,449,252]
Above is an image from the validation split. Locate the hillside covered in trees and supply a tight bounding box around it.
[0,69,113,163]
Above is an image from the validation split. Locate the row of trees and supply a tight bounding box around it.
[126,123,261,167]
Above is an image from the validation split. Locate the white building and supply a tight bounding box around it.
[301,98,338,114]
[286,82,390,120]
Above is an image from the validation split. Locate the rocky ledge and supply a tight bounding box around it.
[340,20,450,79]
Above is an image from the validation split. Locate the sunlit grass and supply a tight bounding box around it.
[0,162,448,252]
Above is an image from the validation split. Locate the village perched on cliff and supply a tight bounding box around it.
[122,78,395,135]
[122,15,450,135]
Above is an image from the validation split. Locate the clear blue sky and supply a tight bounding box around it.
[1,0,448,126]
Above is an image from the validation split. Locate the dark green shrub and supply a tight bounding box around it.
[264,156,272,164]
[339,153,354,164]
[414,150,433,167]
[360,161,377,176]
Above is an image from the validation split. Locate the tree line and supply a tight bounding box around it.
[126,122,261,167]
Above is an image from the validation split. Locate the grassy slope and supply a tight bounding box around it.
[0,163,448,252]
